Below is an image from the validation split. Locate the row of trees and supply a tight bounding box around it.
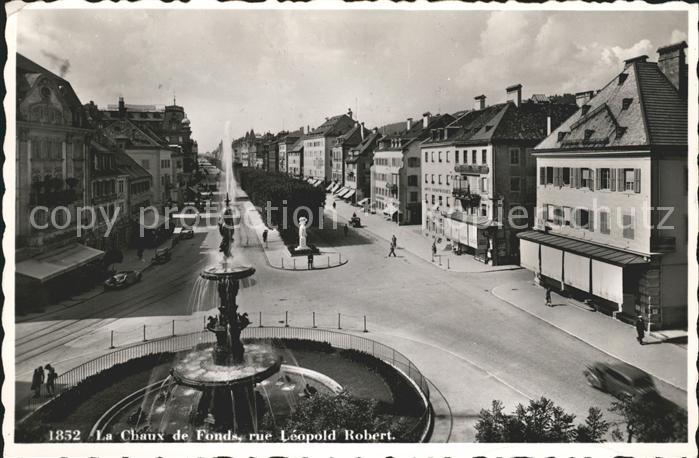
[475,395,687,443]
[238,167,326,242]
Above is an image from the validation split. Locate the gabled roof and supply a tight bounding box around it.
[347,132,381,163]
[289,136,305,153]
[537,55,686,151]
[307,114,355,138]
[115,150,152,180]
[335,123,370,147]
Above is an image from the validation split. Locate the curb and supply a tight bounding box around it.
[490,286,687,392]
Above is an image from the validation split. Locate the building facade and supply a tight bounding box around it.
[277,129,303,174]
[421,87,577,265]
[302,111,355,184]
[371,113,454,225]
[331,122,368,185]
[345,129,381,205]
[518,43,688,330]
[287,136,305,178]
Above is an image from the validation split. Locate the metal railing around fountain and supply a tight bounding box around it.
[106,311,371,349]
[24,326,430,419]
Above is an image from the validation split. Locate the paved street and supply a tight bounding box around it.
[15,193,687,440]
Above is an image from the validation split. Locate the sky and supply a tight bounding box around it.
[16,8,688,153]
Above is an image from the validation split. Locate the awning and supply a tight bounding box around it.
[325,182,335,191]
[16,244,105,283]
[330,183,341,193]
[517,230,649,266]
[343,189,356,199]
[382,204,399,216]
[357,198,370,206]
[335,186,348,195]
[312,180,323,188]
[339,188,352,198]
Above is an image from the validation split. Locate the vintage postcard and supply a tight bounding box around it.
[3,1,697,457]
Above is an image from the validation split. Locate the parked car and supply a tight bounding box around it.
[349,215,361,228]
[584,362,658,400]
[104,270,142,290]
[153,247,172,264]
[174,227,195,240]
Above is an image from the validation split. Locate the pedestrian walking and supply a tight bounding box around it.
[635,314,646,345]
[307,254,314,270]
[431,241,437,260]
[332,201,336,209]
[31,366,44,398]
[391,234,397,247]
[545,288,552,307]
[343,224,349,237]
[262,229,268,247]
[388,242,397,257]
[45,364,58,396]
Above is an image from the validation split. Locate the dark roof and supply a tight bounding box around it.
[308,114,355,138]
[16,53,87,126]
[377,114,455,151]
[537,57,686,150]
[346,132,381,163]
[335,124,370,147]
[114,150,152,180]
[378,121,408,137]
[517,230,649,266]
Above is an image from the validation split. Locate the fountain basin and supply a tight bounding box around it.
[200,265,255,281]
[171,344,282,388]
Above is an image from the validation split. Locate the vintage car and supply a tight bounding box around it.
[349,215,361,228]
[153,247,172,264]
[104,270,142,290]
[584,362,658,400]
[175,227,195,240]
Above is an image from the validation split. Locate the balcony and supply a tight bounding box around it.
[452,187,481,208]
[454,164,489,175]
[385,183,398,195]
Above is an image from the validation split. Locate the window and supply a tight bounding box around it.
[431,195,436,205]
[481,204,487,217]
[431,152,435,162]
[438,195,443,206]
[446,175,450,186]
[599,168,611,190]
[472,150,477,164]
[509,148,520,165]
[446,197,451,207]
[480,177,488,192]
[622,213,634,239]
[438,175,442,185]
[482,150,487,164]
[455,150,460,164]
[408,157,419,167]
[510,176,521,191]
[438,152,442,163]
[408,175,418,186]
[581,168,593,188]
[431,174,435,184]
[425,152,429,162]
[410,191,418,202]
[425,174,428,183]
[553,207,565,225]
[575,208,591,230]
[562,168,571,186]
[546,167,554,185]
[546,204,556,222]
[563,206,572,225]
[118,181,124,193]
[599,211,610,234]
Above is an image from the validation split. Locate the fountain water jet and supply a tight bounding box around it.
[168,193,282,433]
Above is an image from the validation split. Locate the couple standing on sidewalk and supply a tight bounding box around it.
[31,364,58,398]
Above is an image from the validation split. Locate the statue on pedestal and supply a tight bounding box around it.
[296,216,309,251]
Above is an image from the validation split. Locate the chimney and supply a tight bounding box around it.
[474,94,486,110]
[546,116,552,136]
[506,84,522,107]
[406,117,413,130]
[422,112,432,129]
[348,108,353,119]
[118,96,125,118]
[360,122,365,140]
[575,91,595,107]
[657,41,688,97]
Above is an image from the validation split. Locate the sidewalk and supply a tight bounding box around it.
[491,279,688,391]
[237,189,348,271]
[328,197,520,273]
[16,244,161,323]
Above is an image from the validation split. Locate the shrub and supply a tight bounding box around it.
[609,394,687,442]
[475,397,609,443]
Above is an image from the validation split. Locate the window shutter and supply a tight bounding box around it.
[634,168,641,193]
[595,168,601,190]
[555,167,561,186]
[588,210,594,231]
[573,168,579,188]
[617,168,624,191]
[610,169,617,191]
[540,167,545,185]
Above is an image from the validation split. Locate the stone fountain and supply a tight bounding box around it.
[169,194,282,433]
